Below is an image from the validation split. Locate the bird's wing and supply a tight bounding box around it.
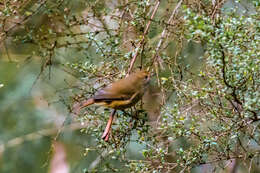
[94,84,133,101]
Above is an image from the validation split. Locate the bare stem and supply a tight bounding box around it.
[127,0,161,75]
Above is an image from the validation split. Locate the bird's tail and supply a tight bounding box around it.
[72,98,95,115]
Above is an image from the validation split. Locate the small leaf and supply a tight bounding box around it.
[25,11,32,16]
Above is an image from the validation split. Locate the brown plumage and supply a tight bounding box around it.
[73,70,150,141]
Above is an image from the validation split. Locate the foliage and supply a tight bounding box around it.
[0,0,259,172]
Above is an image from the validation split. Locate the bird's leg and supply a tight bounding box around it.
[104,130,110,141]
[102,109,116,141]
[133,106,139,120]
[122,110,131,117]
[101,92,140,141]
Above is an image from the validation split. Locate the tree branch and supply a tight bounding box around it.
[127,0,161,75]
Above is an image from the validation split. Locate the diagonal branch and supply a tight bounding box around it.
[219,44,259,121]
[0,0,48,43]
[152,0,183,66]
[127,0,161,75]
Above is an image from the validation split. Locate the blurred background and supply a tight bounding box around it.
[0,0,259,172]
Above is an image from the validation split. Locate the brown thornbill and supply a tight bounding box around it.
[73,70,150,141]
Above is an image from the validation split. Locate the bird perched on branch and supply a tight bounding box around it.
[73,70,150,141]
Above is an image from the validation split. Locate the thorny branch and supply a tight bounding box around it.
[219,44,259,121]
[127,0,161,75]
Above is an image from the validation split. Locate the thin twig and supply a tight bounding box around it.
[127,0,161,75]
[88,150,109,171]
[3,40,12,62]
[152,0,183,66]
[0,0,47,43]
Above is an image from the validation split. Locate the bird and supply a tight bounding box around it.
[73,69,150,141]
